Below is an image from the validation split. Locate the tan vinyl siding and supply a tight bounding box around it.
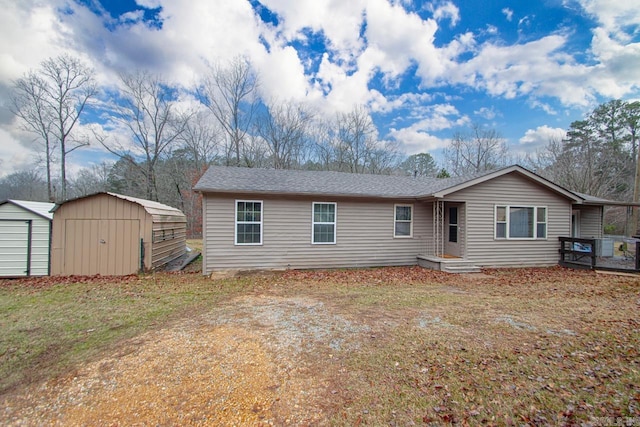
[443,172,572,267]
[575,205,603,238]
[202,194,432,272]
[0,204,51,276]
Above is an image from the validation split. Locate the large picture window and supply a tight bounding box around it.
[495,206,547,239]
[312,202,336,244]
[236,200,262,245]
[394,204,413,237]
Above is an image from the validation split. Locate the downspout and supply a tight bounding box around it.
[140,238,145,273]
[47,219,52,276]
[25,220,32,276]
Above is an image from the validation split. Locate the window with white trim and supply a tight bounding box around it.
[495,206,547,239]
[235,200,262,245]
[312,202,336,244]
[394,204,413,237]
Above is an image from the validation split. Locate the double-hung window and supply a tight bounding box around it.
[495,206,547,239]
[312,202,336,244]
[236,200,262,245]
[394,204,413,237]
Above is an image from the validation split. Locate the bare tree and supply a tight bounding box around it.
[67,162,112,198]
[367,140,403,175]
[0,169,49,201]
[198,56,259,166]
[177,110,221,170]
[11,55,97,201]
[309,119,337,170]
[335,105,379,173]
[444,123,507,176]
[256,100,314,169]
[97,71,189,200]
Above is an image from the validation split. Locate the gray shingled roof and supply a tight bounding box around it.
[194,166,481,199]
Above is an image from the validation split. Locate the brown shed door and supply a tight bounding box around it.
[64,219,140,275]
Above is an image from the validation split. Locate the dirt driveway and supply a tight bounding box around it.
[3,267,639,425]
[4,293,367,425]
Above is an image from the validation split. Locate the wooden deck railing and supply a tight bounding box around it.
[559,236,640,272]
[559,237,597,269]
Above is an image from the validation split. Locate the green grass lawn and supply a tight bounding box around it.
[1,266,639,424]
[0,272,243,394]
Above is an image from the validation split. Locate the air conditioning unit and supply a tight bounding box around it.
[595,238,614,257]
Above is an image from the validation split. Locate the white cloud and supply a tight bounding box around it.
[0,127,41,178]
[261,0,367,62]
[387,103,467,154]
[502,8,513,22]
[449,35,602,106]
[135,0,162,8]
[374,92,434,114]
[0,1,70,83]
[516,125,566,154]
[388,127,449,154]
[577,0,640,42]
[474,106,498,120]
[429,1,460,27]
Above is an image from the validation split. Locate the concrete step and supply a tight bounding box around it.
[442,265,482,274]
[441,263,481,274]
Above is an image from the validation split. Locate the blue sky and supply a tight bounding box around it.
[0,0,639,177]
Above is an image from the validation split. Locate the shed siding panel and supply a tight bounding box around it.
[0,204,51,276]
[576,205,603,238]
[51,193,184,275]
[203,195,432,272]
[151,222,187,268]
[0,220,29,276]
[444,173,572,267]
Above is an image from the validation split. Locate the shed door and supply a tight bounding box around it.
[0,220,30,276]
[64,219,140,275]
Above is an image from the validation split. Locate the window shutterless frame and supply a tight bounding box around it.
[394,204,413,238]
[235,200,263,245]
[311,202,337,244]
[494,205,547,240]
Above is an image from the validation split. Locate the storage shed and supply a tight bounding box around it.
[50,192,187,276]
[0,199,55,277]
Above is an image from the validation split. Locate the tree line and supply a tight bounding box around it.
[4,55,640,236]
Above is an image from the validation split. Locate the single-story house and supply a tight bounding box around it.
[50,192,187,276]
[0,199,55,277]
[193,165,614,274]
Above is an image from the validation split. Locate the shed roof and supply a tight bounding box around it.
[194,165,583,202]
[52,192,186,222]
[0,199,55,220]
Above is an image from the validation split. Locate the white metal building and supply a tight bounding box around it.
[0,200,55,277]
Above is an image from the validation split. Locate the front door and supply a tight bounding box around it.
[571,210,580,238]
[445,203,464,257]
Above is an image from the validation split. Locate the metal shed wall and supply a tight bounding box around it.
[50,193,186,276]
[0,202,53,277]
